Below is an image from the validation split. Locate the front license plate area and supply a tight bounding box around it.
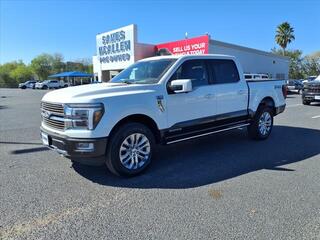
[41,132,49,146]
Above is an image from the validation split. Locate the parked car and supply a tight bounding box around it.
[302,75,318,84]
[244,73,269,80]
[286,79,304,94]
[302,75,320,105]
[35,80,68,89]
[40,54,286,177]
[18,80,37,89]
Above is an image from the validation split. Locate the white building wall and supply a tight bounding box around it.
[209,41,289,79]
[92,56,102,82]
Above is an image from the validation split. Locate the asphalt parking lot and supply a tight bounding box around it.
[0,88,320,240]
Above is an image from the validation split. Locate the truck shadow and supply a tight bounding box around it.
[73,125,320,189]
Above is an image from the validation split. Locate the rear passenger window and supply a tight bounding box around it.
[170,60,208,88]
[209,60,240,84]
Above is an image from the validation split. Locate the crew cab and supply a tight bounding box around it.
[40,55,286,176]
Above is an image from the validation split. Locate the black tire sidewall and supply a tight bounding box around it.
[303,100,310,105]
[106,123,155,177]
[249,107,274,140]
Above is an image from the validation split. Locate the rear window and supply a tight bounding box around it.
[209,60,240,84]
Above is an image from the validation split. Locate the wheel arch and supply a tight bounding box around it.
[258,96,276,114]
[109,114,161,143]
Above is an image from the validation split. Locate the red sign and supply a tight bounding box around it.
[156,35,209,56]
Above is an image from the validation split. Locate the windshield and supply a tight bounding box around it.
[111,59,176,84]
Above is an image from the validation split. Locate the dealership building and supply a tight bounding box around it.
[93,24,289,82]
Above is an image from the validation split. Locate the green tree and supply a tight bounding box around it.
[303,51,320,76]
[10,64,34,83]
[271,48,304,79]
[0,61,25,87]
[275,22,295,55]
[30,54,54,80]
[52,53,66,73]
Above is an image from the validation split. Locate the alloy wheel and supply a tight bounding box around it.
[258,112,272,136]
[119,133,151,170]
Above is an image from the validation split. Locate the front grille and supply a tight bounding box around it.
[306,87,320,93]
[41,102,64,115]
[41,101,65,130]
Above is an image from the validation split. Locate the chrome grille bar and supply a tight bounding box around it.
[41,101,65,130]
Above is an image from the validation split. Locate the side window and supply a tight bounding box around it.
[209,60,240,84]
[169,60,208,88]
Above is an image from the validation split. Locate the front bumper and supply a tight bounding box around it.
[40,127,108,159]
[302,92,320,102]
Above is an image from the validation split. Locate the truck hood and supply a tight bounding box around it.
[41,82,157,103]
[306,80,320,87]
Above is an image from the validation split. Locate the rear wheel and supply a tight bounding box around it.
[248,107,273,140]
[42,85,48,90]
[106,123,155,177]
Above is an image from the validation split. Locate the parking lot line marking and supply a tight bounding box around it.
[311,115,320,119]
[286,104,303,108]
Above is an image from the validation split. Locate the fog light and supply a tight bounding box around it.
[75,142,94,152]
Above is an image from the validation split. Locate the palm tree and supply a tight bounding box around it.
[275,22,295,55]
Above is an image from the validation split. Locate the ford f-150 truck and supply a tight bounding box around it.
[40,54,286,176]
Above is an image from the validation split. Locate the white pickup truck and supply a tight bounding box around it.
[40,54,286,176]
[35,80,68,89]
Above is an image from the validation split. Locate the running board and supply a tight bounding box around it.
[166,123,250,145]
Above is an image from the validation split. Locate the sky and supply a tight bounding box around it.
[0,0,319,64]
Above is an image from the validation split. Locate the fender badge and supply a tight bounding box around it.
[156,95,165,112]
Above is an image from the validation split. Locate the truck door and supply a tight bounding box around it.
[165,59,217,129]
[208,59,248,118]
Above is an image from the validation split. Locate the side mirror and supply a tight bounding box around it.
[169,79,193,93]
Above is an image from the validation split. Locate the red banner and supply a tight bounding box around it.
[156,35,209,56]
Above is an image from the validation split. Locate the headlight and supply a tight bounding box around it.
[64,103,104,130]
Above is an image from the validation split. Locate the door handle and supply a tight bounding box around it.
[238,90,246,95]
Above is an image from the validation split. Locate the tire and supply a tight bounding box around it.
[21,86,26,89]
[248,107,274,140]
[42,85,48,90]
[106,122,155,177]
[303,100,310,105]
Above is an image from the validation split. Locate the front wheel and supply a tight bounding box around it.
[106,123,155,177]
[303,99,311,105]
[248,107,273,140]
[42,85,48,90]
